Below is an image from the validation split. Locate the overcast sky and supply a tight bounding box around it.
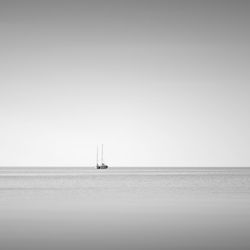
[0,0,249,167]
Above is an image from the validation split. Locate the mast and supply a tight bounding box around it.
[96,145,99,166]
[101,144,104,164]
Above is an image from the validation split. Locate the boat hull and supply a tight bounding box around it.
[96,164,108,169]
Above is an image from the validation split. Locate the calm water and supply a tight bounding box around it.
[0,167,250,250]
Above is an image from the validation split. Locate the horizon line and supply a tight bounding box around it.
[0,166,249,168]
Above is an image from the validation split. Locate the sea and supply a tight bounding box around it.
[0,167,250,250]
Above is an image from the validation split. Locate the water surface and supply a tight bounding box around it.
[0,167,250,250]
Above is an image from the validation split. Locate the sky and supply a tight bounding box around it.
[0,0,249,167]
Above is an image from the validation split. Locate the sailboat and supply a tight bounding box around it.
[96,144,108,169]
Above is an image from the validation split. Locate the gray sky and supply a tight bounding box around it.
[0,0,249,167]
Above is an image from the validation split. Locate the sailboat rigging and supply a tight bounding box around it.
[96,144,108,169]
